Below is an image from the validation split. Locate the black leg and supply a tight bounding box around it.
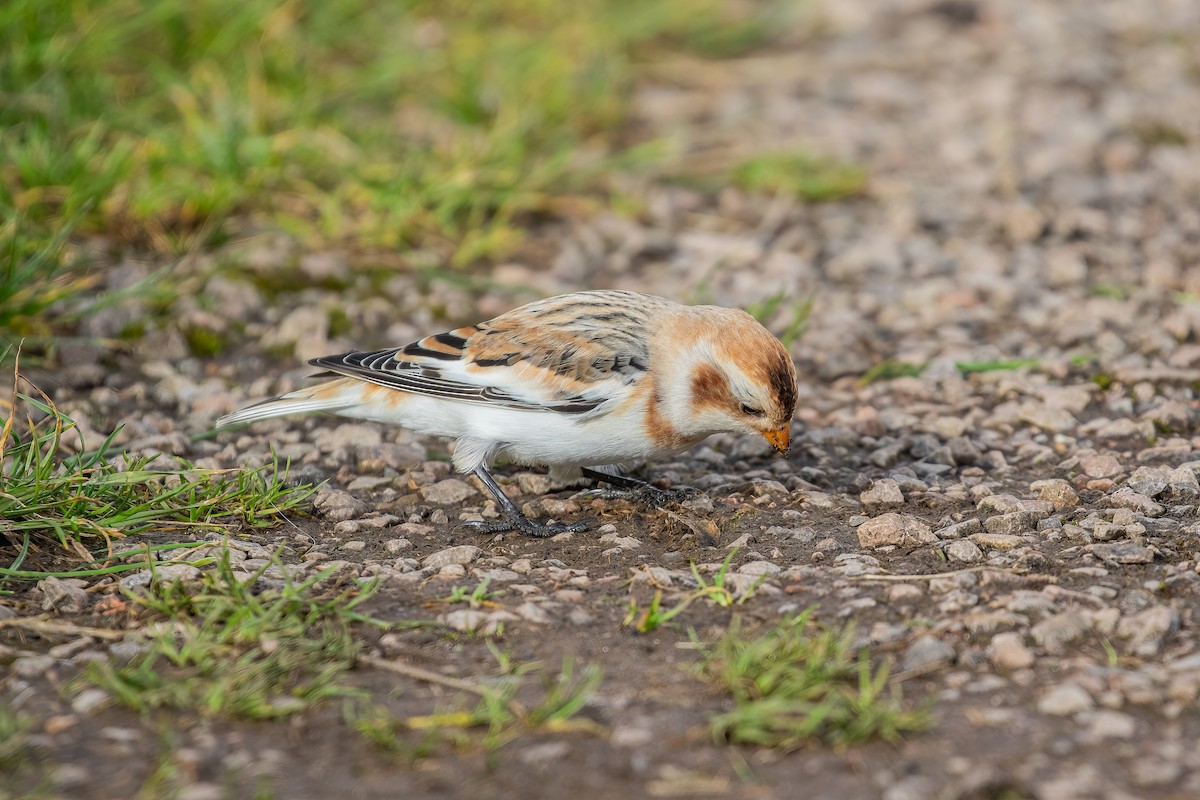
[579,468,694,508]
[461,466,593,538]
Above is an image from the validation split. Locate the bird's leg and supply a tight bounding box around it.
[461,466,593,538]
[579,467,694,508]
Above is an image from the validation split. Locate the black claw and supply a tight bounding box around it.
[462,516,595,539]
[577,467,695,509]
[584,484,696,509]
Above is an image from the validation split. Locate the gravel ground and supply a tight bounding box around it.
[6,1,1200,798]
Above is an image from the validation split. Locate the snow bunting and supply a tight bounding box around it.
[216,290,797,537]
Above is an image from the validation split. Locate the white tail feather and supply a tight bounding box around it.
[214,384,360,428]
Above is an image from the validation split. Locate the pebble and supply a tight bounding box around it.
[856,513,936,548]
[120,563,202,590]
[37,577,90,613]
[935,518,982,539]
[901,636,954,672]
[943,540,983,563]
[1117,605,1180,657]
[989,632,1035,671]
[1030,479,1079,510]
[860,478,904,510]
[422,545,482,568]
[1079,454,1123,479]
[1031,611,1092,655]
[420,478,479,505]
[1038,683,1094,716]
[313,488,368,522]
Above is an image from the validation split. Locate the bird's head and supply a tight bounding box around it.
[661,306,797,454]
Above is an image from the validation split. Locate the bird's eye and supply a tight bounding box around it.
[741,404,764,416]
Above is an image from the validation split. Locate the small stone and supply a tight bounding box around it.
[120,563,202,590]
[597,533,642,549]
[38,577,90,613]
[977,495,1054,517]
[901,636,954,672]
[860,478,904,510]
[983,513,1038,536]
[1038,683,1094,716]
[518,741,570,766]
[970,533,1025,550]
[989,632,1035,670]
[1087,710,1138,739]
[422,545,482,569]
[1030,479,1079,510]
[442,609,488,632]
[737,560,782,576]
[384,538,412,553]
[1079,454,1124,479]
[1086,541,1156,564]
[514,603,552,625]
[71,688,110,714]
[935,518,982,539]
[420,479,478,505]
[856,513,936,548]
[944,540,984,563]
[1127,466,1172,497]
[1117,605,1180,657]
[313,488,368,522]
[178,784,224,800]
[1031,611,1092,655]
[12,654,56,678]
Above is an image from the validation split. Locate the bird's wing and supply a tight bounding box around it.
[308,291,673,415]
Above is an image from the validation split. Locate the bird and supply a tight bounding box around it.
[215,290,797,537]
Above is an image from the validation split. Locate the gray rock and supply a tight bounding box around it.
[442,609,488,632]
[1117,605,1180,657]
[38,577,90,613]
[1030,479,1080,510]
[12,654,56,678]
[977,494,1054,517]
[901,635,954,671]
[71,688,110,714]
[943,540,984,563]
[1087,710,1138,740]
[856,513,936,548]
[983,512,1040,536]
[1107,489,1164,517]
[1079,454,1123,478]
[860,478,904,510]
[422,545,482,569]
[935,518,983,539]
[989,632,1035,670]
[1038,682,1094,716]
[1086,541,1156,564]
[120,563,201,590]
[313,488,368,522]
[1031,611,1092,655]
[1127,466,1172,497]
[419,478,479,505]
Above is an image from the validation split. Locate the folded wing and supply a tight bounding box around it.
[309,291,667,416]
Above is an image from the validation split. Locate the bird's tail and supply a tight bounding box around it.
[214,378,362,428]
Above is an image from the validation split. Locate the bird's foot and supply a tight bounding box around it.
[462,515,595,539]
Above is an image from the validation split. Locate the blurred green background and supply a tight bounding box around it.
[2,0,856,346]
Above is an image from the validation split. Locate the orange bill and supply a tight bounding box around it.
[762,426,790,456]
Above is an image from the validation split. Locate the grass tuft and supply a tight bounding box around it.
[1,365,317,583]
[700,610,931,749]
[733,153,866,202]
[747,291,812,349]
[86,550,379,719]
[860,359,927,385]
[955,358,1039,375]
